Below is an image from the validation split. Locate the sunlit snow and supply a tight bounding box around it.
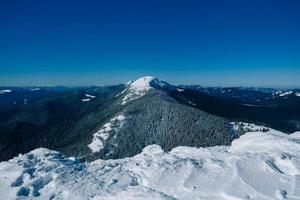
[85,94,96,99]
[1,128,300,200]
[278,91,293,97]
[231,122,270,132]
[121,76,156,105]
[88,114,126,153]
[81,98,91,102]
[81,94,96,102]
[30,88,40,91]
[0,89,12,94]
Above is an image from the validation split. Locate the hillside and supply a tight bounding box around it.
[0,76,299,162]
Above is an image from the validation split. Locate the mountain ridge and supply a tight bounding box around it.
[0,76,299,162]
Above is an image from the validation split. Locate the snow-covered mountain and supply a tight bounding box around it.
[119,76,175,104]
[0,77,300,199]
[1,127,300,200]
[186,86,300,107]
[0,76,299,163]
[271,90,300,99]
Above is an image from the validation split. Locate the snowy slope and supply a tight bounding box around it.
[272,91,300,98]
[119,76,156,104]
[231,122,270,132]
[88,114,126,153]
[1,129,300,200]
[81,93,96,102]
[120,76,174,105]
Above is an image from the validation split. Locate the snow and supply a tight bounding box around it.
[295,92,300,97]
[115,88,127,97]
[242,104,261,107]
[30,88,40,91]
[273,91,295,97]
[120,76,175,104]
[0,89,12,94]
[88,114,126,153]
[231,122,270,132]
[278,91,293,97]
[130,76,156,90]
[177,88,184,92]
[85,93,96,99]
[81,94,96,102]
[121,76,156,105]
[81,98,91,102]
[1,128,300,200]
[188,101,196,106]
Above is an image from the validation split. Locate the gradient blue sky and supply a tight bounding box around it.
[0,0,299,87]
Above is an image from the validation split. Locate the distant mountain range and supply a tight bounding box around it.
[0,76,299,161]
[184,85,300,106]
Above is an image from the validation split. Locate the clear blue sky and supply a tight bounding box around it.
[0,0,299,87]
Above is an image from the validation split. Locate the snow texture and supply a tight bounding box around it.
[85,94,96,99]
[231,122,270,132]
[30,88,40,91]
[1,128,300,200]
[278,91,293,97]
[88,114,126,153]
[81,94,96,102]
[121,76,156,105]
[81,99,91,102]
[118,76,178,104]
[0,89,12,94]
[273,91,298,98]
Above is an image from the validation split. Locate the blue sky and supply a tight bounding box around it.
[0,0,299,87]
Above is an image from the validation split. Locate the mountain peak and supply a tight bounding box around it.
[129,76,157,91]
[129,76,174,91]
[121,76,173,105]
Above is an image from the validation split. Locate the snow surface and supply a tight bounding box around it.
[130,76,156,90]
[119,76,175,104]
[242,104,262,107]
[30,88,40,91]
[85,94,96,99]
[295,92,300,97]
[81,98,91,102]
[273,91,296,98]
[187,100,196,106]
[88,114,126,153]
[1,128,300,200]
[81,94,96,102]
[231,122,270,132]
[278,91,293,97]
[121,76,156,105]
[0,89,12,94]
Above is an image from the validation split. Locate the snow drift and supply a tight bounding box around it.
[1,129,300,200]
